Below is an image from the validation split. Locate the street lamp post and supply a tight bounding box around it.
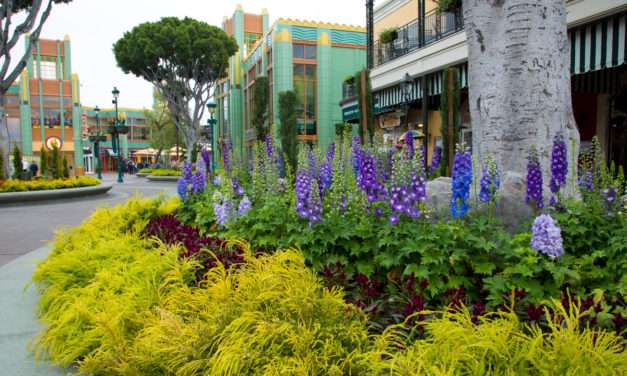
[108,87,128,183]
[88,106,106,180]
[207,101,217,173]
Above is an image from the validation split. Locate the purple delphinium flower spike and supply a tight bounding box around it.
[177,178,188,201]
[450,148,472,218]
[430,146,442,175]
[182,161,193,183]
[550,133,568,194]
[526,148,544,209]
[191,171,206,194]
[530,214,564,259]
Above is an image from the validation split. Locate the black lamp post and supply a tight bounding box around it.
[401,73,413,130]
[207,101,217,172]
[108,87,128,183]
[88,106,106,179]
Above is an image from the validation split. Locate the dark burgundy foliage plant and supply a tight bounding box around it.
[144,215,245,282]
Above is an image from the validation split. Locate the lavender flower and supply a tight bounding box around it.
[405,131,415,160]
[530,214,564,259]
[222,140,231,174]
[182,161,193,183]
[389,213,400,225]
[201,148,211,174]
[319,161,333,193]
[238,196,252,216]
[430,146,442,174]
[479,157,500,204]
[265,135,273,158]
[550,133,568,194]
[196,158,207,179]
[177,178,188,201]
[191,171,206,194]
[351,137,362,174]
[307,179,323,224]
[451,148,472,218]
[295,170,312,219]
[326,143,335,163]
[358,152,385,202]
[578,170,594,192]
[213,199,233,226]
[232,179,245,197]
[526,148,544,209]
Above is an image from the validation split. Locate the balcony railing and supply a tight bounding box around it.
[342,82,357,101]
[375,7,464,67]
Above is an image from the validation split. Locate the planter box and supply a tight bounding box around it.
[146,175,180,182]
[107,125,130,135]
[0,184,113,204]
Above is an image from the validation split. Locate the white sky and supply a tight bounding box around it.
[20,0,375,110]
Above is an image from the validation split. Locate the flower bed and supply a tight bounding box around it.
[149,168,181,177]
[0,176,100,193]
[32,198,627,374]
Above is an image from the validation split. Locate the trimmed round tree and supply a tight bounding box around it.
[113,17,238,161]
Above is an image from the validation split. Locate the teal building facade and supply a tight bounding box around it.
[215,6,367,159]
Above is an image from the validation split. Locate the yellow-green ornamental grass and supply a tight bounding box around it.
[0,176,100,192]
[32,198,627,375]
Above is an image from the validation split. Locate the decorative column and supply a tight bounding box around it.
[19,70,33,155]
[316,31,332,150]
[71,74,84,173]
[272,27,293,141]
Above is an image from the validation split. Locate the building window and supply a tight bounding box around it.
[293,44,317,60]
[244,32,262,56]
[34,56,60,80]
[293,63,317,136]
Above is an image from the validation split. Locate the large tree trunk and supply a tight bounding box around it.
[464,0,579,193]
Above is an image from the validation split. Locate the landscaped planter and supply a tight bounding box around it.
[136,173,149,178]
[0,184,112,204]
[146,175,179,182]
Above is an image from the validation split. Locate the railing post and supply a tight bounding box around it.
[418,0,426,47]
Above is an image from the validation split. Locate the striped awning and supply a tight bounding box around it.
[570,11,626,75]
[374,64,468,112]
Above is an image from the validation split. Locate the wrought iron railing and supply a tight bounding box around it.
[374,7,464,67]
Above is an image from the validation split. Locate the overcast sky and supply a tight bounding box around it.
[24,0,373,110]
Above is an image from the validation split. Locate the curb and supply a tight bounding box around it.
[146,175,180,182]
[0,184,113,204]
[0,246,69,375]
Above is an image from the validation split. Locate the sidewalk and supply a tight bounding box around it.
[0,246,69,375]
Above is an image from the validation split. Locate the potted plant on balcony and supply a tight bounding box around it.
[436,0,462,12]
[379,28,399,45]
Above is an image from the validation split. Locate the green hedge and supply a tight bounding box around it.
[0,176,100,192]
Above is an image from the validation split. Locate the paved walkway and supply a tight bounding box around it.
[0,246,67,375]
[0,173,177,374]
[0,174,176,266]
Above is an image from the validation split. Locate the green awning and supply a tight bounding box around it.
[342,102,360,122]
[570,11,626,75]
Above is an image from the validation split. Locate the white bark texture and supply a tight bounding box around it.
[464,0,580,189]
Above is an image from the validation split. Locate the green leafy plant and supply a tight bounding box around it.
[150,168,181,177]
[62,155,69,178]
[0,146,4,180]
[11,143,22,179]
[436,0,462,12]
[379,28,398,44]
[39,147,48,179]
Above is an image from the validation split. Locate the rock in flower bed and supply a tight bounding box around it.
[32,197,627,375]
[0,176,100,192]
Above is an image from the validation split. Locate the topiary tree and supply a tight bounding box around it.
[0,0,74,178]
[49,143,61,179]
[12,144,22,179]
[253,76,269,141]
[40,146,48,179]
[114,17,238,161]
[279,91,298,173]
[62,155,69,178]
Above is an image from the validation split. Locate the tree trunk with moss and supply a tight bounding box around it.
[464,0,579,190]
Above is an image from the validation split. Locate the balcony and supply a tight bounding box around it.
[375,7,464,67]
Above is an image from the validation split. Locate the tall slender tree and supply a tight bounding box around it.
[145,90,177,164]
[0,0,74,178]
[279,91,298,173]
[113,17,237,161]
[464,0,579,191]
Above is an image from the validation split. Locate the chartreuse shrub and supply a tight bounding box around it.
[361,302,627,375]
[0,176,100,192]
[150,168,181,177]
